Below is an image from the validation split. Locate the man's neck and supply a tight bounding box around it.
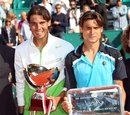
[33,34,48,49]
[57,12,61,15]
[82,41,100,64]
[83,41,100,53]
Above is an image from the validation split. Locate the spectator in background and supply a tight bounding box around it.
[51,2,68,39]
[0,44,16,115]
[18,12,27,30]
[18,11,27,43]
[48,0,54,5]
[111,0,128,30]
[78,0,89,10]
[7,12,18,32]
[2,0,13,13]
[67,0,80,33]
[82,4,91,15]
[38,0,52,15]
[52,0,70,14]
[106,0,117,10]
[20,19,32,41]
[0,2,6,35]
[7,12,15,24]
[1,18,16,47]
[91,0,108,29]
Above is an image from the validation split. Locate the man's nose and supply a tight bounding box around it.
[90,28,95,34]
[36,23,41,29]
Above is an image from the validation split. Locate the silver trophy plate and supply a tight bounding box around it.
[67,85,124,115]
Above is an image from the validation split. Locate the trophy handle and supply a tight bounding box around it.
[23,69,38,88]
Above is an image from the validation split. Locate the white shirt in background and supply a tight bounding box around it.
[20,21,33,41]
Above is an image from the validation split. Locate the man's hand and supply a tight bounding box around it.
[18,106,24,115]
[54,21,60,25]
[62,97,73,113]
[124,111,130,115]
[6,43,13,47]
[47,96,61,111]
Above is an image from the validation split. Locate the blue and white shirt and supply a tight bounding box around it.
[65,43,127,89]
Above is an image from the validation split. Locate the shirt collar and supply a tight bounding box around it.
[74,42,106,57]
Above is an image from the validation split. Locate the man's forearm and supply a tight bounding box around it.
[114,80,126,105]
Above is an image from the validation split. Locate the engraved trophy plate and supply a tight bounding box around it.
[67,85,124,115]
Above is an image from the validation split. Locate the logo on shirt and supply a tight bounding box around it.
[55,45,62,48]
[102,61,107,66]
[118,57,123,61]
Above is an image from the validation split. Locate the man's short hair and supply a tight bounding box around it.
[79,11,104,28]
[27,5,51,23]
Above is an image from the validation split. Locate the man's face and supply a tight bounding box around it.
[70,1,76,9]
[80,19,103,44]
[55,4,62,13]
[117,0,122,7]
[21,13,27,21]
[83,6,90,13]
[6,21,11,26]
[29,14,51,40]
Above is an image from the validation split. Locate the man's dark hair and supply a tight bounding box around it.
[27,5,51,23]
[117,0,122,2]
[79,11,104,28]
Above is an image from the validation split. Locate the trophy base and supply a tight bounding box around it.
[29,99,43,111]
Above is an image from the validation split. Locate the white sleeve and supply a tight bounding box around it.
[15,47,25,106]
[61,0,70,9]
[20,24,24,36]
[76,9,81,23]
[111,7,120,18]
[0,7,6,19]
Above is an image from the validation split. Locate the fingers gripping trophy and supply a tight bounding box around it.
[23,64,60,115]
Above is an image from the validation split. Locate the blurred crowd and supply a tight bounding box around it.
[0,0,130,48]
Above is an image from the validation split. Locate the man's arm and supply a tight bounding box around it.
[48,91,66,111]
[15,47,25,114]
